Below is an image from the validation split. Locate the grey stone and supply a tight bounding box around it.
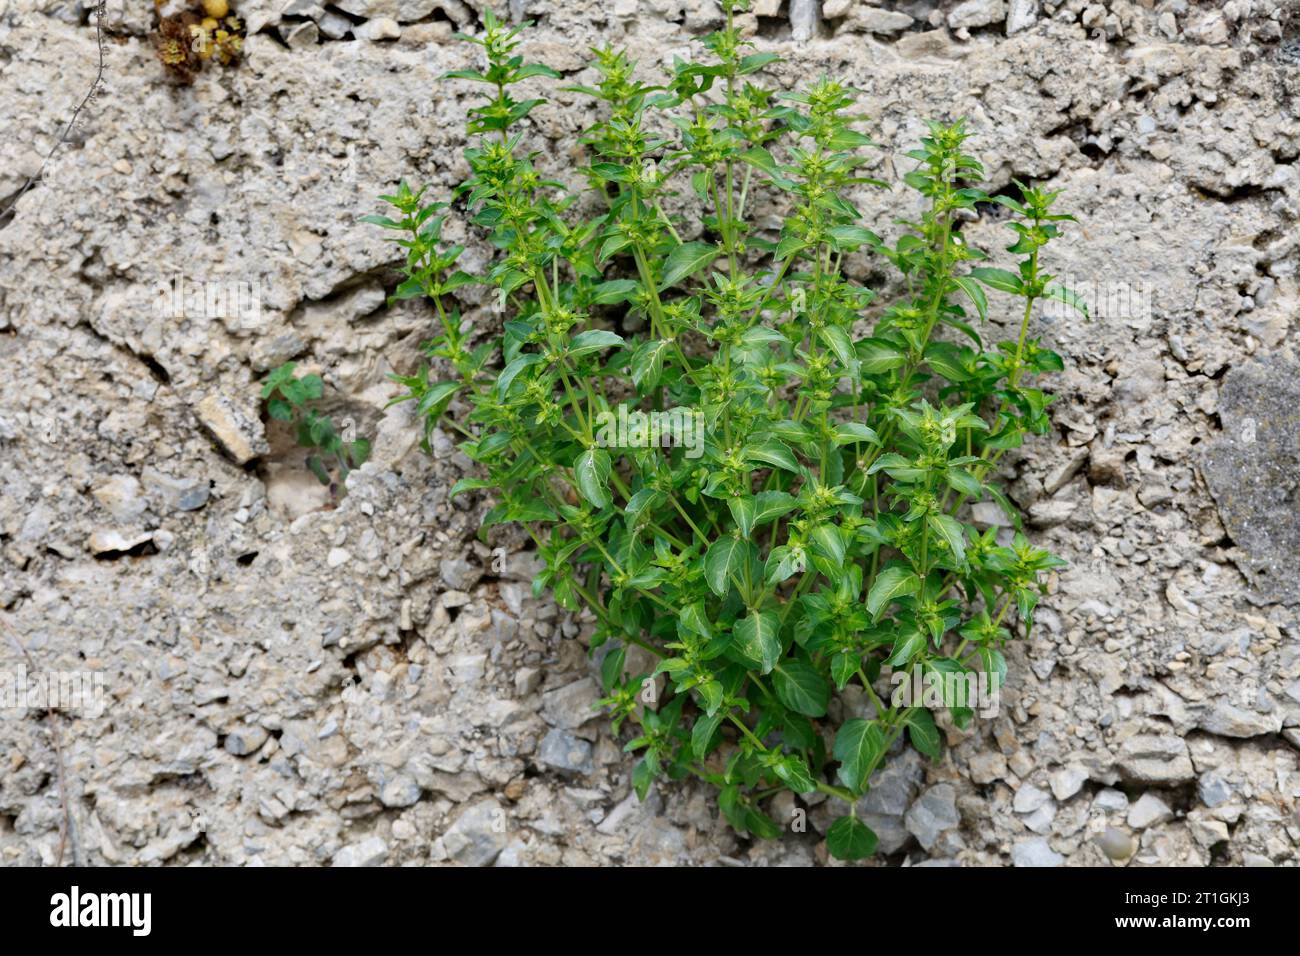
[1201,358,1300,603]
[142,467,209,512]
[1194,701,1283,738]
[1093,787,1129,812]
[904,784,959,851]
[1127,793,1174,829]
[1188,814,1230,848]
[788,0,819,42]
[439,556,482,591]
[537,728,594,775]
[356,17,401,40]
[859,811,912,855]
[379,773,422,808]
[859,748,924,816]
[194,394,268,465]
[949,0,1006,30]
[332,836,388,867]
[1011,836,1063,867]
[92,475,147,522]
[968,751,1007,784]
[896,28,951,59]
[318,10,353,38]
[1013,782,1051,813]
[442,799,509,867]
[1006,0,1038,34]
[848,6,914,33]
[540,677,599,730]
[1050,766,1089,801]
[224,724,269,756]
[1197,772,1233,808]
[281,0,325,15]
[285,20,320,48]
[1116,734,1196,785]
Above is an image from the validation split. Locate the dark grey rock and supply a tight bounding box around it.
[1198,772,1234,808]
[1201,358,1300,603]
[859,811,911,855]
[541,677,599,730]
[904,784,959,851]
[537,728,594,775]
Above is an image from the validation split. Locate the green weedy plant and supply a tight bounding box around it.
[261,361,371,493]
[367,2,1085,860]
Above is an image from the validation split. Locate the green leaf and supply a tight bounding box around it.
[601,646,626,691]
[734,610,781,674]
[923,342,970,382]
[855,338,906,374]
[590,279,639,305]
[833,422,879,446]
[833,718,884,794]
[574,448,612,510]
[945,468,984,499]
[866,566,920,620]
[773,659,829,718]
[511,62,562,81]
[569,329,625,357]
[692,712,722,759]
[809,523,846,567]
[743,439,801,473]
[906,708,942,759]
[629,339,672,390]
[624,487,662,525]
[737,51,780,74]
[418,381,461,417]
[659,241,720,290]
[927,513,968,568]
[830,650,860,691]
[496,354,543,399]
[827,815,877,861]
[819,325,859,377]
[827,225,879,250]
[976,646,1007,692]
[773,755,818,794]
[737,146,778,176]
[632,758,654,801]
[969,266,1024,295]
[1043,284,1090,318]
[747,490,798,532]
[704,536,747,598]
[951,275,989,322]
[306,456,330,486]
[696,679,724,716]
[886,628,926,667]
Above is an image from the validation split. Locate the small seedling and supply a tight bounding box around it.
[261,362,370,492]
